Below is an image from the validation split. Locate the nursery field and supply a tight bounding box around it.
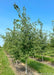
[20,57,54,75]
[0,2,54,75]
[0,48,54,75]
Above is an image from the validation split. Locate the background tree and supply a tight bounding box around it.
[50,21,54,47]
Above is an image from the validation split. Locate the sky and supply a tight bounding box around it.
[0,0,54,46]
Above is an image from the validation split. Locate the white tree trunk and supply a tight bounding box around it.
[25,59,27,75]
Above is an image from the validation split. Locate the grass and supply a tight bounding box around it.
[0,49,15,75]
[20,58,54,75]
[34,55,54,61]
[34,55,54,65]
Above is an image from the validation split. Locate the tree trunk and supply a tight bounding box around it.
[16,60,17,67]
[42,55,43,62]
[25,59,27,75]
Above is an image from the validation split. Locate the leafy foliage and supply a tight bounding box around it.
[0,3,54,61]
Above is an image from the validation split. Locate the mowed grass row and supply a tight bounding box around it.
[34,55,54,64]
[21,58,54,75]
[0,49,15,75]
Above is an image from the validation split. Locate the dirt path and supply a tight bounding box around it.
[4,51,40,75]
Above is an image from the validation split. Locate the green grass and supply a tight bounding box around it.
[0,49,15,75]
[21,58,54,75]
[35,55,54,61]
[34,55,54,65]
